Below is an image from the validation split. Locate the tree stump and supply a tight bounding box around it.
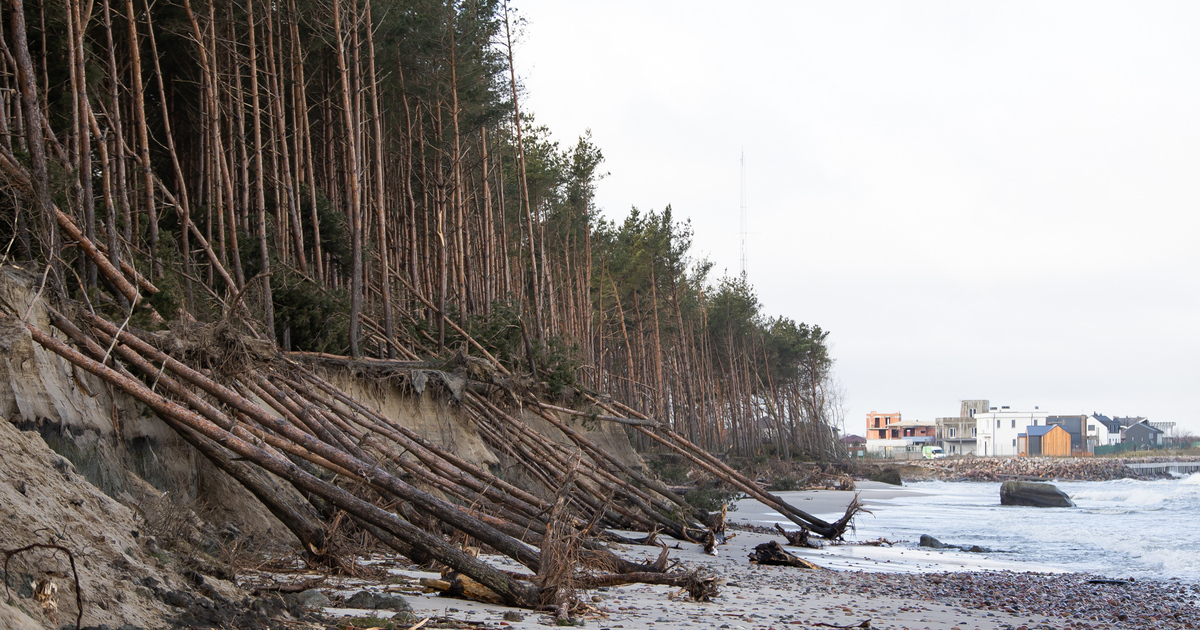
[748,541,822,569]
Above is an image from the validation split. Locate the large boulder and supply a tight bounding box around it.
[345,590,413,612]
[869,469,903,486]
[919,534,946,549]
[1000,481,1075,507]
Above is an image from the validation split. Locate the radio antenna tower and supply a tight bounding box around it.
[739,150,748,278]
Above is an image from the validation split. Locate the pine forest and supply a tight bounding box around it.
[0,0,853,613]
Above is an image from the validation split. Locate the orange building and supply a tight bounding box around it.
[1017,425,1071,457]
[866,411,902,440]
[889,419,938,440]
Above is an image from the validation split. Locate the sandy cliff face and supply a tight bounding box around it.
[0,264,645,625]
[0,266,303,550]
[325,370,645,496]
[0,411,187,628]
[326,370,503,469]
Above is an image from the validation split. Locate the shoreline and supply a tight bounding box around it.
[311,527,1199,630]
[303,483,1200,630]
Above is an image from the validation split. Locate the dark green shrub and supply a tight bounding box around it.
[684,481,738,512]
[768,475,800,492]
[657,464,689,484]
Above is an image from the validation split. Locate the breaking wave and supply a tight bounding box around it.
[847,476,1200,582]
[1179,472,1200,485]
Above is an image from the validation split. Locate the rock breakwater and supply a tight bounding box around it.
[904,457,1179,482]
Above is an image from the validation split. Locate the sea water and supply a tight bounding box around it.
[794,474,1200,582]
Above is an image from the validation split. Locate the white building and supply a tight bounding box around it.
[865,438,909,454]
[974,407,1049,457]
[1084,415,1116,448]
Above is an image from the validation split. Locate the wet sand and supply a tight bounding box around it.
[726,480,929,524]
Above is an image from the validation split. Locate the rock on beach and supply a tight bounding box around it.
[1000,480,1076,507]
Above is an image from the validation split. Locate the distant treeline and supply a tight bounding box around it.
[0,0,842,458]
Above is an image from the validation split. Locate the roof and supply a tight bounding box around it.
[888,419,936,428]
[1025,425,1062,437]
[841,434,866,443]
[1126,421,1164,434]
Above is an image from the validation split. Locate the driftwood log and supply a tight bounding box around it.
[774,523,822,549]
[420,573,505,605]
[749,541,823,570]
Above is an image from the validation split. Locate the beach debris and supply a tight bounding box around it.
[1087,579,1131,585]
[419,573,504,604]
[31,577,57,623]
[1000,480,1076,507]
[749,541,823,569]
[850,538,897,547]
[774,523,823,549]
[577,570,722,602]
[814,621,871,628]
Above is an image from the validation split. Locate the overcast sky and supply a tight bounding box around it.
[512,1,1200,434]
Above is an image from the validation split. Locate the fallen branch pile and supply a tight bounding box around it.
[4,287,860,611]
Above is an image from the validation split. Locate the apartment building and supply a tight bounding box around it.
[974,406,1049,457]
[936,399,988,455]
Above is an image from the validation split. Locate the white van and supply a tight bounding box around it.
[922,445,946,459]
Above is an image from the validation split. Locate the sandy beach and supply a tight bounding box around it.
[301,482,1200,630]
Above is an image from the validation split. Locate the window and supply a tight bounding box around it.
[948,428,956,438]
[1089,424,1096,433]
[972,428,977,436]
[1012,420,1016,428]
[997,420,1001,428]
[1012,439,1017,447]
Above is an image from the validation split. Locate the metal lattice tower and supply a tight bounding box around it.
[739,150,747,277]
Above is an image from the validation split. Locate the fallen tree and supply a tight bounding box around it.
[1,289,866,611]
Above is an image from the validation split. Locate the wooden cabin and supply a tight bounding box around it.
[1018,424,1071,457]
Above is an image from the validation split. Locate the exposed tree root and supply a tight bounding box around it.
[749,541,823,570]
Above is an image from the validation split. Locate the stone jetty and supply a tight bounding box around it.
[900,456,1200,482]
